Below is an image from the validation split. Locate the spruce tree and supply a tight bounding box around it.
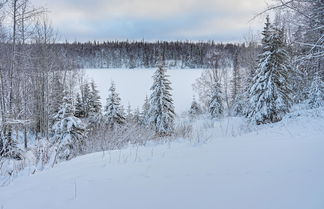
[133,107,142,125]
[126,103,133,122]
[49,74,64,126]
[89,80,102,114]
[52,94,86,161]
[247,17,292,124]
[208,81,223,118]
[81,82,92,117]
[74,93,84,118]
[88,81,102,127]
[308,73,324,108]
[230,49,244,116]
[104,82,125,129]
[148,65,175,136]
[189,96,202,117]
[141,95,150,126]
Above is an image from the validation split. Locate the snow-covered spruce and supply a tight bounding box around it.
[88,81,103,128]
[148,65,175,136]
[141,95,150,126]
[52,95,86,161]
[246,17,292,125]
[230,49,245,116]
[74,93,84,118]
[208,80,223,118]
[308,73,324,109]
[89,80,102,114]
[104,82,125,129]
[189,96,202,117]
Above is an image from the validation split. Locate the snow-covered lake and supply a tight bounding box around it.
[84,68,205,114]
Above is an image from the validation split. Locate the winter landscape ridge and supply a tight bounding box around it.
[1,0,324,209]
[0,105,324,209]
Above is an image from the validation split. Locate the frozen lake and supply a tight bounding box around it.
[84,68,205,114]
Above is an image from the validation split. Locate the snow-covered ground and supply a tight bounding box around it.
[1,107,323,209]
[84,68,205,113]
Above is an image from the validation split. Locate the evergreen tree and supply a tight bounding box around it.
[132,107,142,125]
[230,49,244,116]
[247,17,292,124]
[308,73,324,108]
[126,103,133,122]
[208,81,223,118]
[189,96,202,117]
[231,49,242,103]
[81,82,92,117]
[148,65,175,136]
[89,80,102,114]
[49,74,64,126]
[52,94,86,161]
[88,81,102,127]
[0,135,22,160]
[74,93,84,118]
[141,95,150,126]
[104,82,125,129]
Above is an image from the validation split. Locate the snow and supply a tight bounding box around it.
[84,68,205,114]
[1,107,324,209]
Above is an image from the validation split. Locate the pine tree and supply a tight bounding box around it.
[189,96,202,117]
[52,94,86,161]
[308,73,324,108]
[148,65,175,136]
[104,82,125,129]
[208,81,223,118]
[247,17,292,124]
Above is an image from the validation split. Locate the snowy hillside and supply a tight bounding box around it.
[1,107,323,209]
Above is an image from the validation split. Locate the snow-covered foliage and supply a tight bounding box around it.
[75,81,102,119]
[0,136,22,160]
[49,74,65,126]
[89,81,102,114]
[141,95,150,126]
[104,82,125,128]
[52,95,86,161]
[188,96,202,117]
[74,93,84,118]
[308,73,324,109]
[193,68,221,110]
[246,17,292,124]
[148,66,175,136]
[88,81,103,128]
[208,80,223,118]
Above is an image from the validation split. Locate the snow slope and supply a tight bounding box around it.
[0,108,324,209]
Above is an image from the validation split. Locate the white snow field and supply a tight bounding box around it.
[84,68,204,114]
[0,107,324,209]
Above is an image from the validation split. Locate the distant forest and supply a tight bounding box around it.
[50,41,254,69]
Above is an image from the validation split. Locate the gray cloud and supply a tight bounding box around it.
[32,0,267,42]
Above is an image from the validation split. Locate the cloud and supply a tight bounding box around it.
[31,0,267,41]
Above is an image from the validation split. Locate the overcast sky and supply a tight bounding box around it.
[31,0,268,42]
